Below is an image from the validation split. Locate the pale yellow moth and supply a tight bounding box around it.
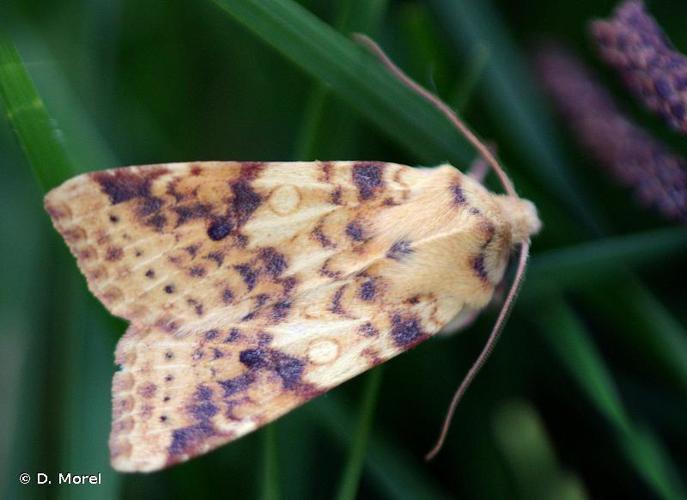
[44,36,541,472]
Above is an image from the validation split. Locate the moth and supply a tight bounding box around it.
[44,36,540,472]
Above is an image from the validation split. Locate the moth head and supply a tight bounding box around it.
[494,194,542,245]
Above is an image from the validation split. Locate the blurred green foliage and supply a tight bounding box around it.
[1,0,686,499]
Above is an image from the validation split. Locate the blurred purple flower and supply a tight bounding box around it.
[535,45,687,222]
[591,0,687,134]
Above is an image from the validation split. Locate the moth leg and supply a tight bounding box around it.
[439,308,480,336]
[467,156,488,183]
[468,143,497,183]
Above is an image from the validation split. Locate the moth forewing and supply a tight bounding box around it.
[44,161,539,472]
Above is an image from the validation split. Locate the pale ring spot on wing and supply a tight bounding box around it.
[307,338,340,365]
[268,185,301,215]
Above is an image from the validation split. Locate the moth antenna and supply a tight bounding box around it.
[355,33,530,460]
[353,33,517,197]
[425,242,530,460]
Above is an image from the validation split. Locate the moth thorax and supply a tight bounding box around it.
[494,195,542,244]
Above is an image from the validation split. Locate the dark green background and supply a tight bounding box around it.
[1,1,686,499]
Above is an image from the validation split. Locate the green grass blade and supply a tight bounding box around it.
[13,32,117,171]
[584,274,687,397]
[312,396,450,500]
[396,2,452,94]
[493,400,589,500]
[334,368,383,500]
[450,44,490,113]
[295,84,334,160]
[1,32,122,499]
[261,425,281,500]
[212,0,474,167]
[526,227,687,295]
[535,298,687,500]
[0,37,76,190]
[294,0,388,160]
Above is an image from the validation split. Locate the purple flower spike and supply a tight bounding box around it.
[591,0,687,134]
[535,45,687,223]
